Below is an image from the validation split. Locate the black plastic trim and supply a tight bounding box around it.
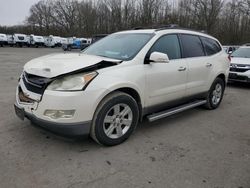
[143,92,208,116]
[25,112,91,137]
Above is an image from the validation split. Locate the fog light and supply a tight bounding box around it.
[44,110,75,119]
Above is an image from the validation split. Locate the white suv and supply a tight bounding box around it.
[14,28,229,146]
[229,46,250,83]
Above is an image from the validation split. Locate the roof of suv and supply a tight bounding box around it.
[117,28,218,41]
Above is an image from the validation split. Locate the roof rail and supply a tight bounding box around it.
[133,24,180,30]
[132,24,210,36]
[133,27,146,30]
[155,24,180,31]
[156,25,210,35]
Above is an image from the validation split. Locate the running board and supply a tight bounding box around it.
[147,100,207,122]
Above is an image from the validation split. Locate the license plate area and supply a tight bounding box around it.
[229,73,237,79]
[14,104,25,120]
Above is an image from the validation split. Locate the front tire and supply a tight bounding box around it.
[205,77,225,110]
[91,92,139,146]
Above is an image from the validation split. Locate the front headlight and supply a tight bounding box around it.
[47,71,97,91]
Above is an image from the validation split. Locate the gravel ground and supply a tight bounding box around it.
[0,47,250,188]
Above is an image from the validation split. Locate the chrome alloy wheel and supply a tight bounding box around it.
[103,103,133,139]
[212,83,222,105]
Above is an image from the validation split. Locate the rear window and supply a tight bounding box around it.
[180,34,205,58]
[201,37,221,55]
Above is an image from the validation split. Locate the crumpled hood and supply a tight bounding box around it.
[231,57,250,65]
[24,53,120,78]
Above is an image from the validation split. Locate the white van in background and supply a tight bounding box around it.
[60,37,68,45]
[29,34,45,47]
[0,33,8,47]
[45,35,62,48]
[7,35,15,46]
[13,34,29,47]
[60,37,69,50]
[43,36,50,47]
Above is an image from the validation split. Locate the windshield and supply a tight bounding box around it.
[231,48,250,58]
[83,33,154,61]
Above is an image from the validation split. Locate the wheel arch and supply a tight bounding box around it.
[216,73,226,85]
[94,86,144,122]
[114,87,143,121]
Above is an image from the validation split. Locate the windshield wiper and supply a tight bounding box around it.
[95,54,122,61]
[96,54,111,58]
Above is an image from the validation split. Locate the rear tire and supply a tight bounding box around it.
[91,92,139,146]
[204,77,225,110]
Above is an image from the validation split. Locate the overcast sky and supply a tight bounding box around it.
[0,0,40,26]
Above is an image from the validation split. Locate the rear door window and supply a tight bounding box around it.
[180,34,205,58]
[149,34,181,60]
[200,37,222,55]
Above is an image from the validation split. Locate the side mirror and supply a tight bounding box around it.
[149,52,170,63]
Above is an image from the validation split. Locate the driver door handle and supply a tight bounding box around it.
[178,67,186,71]
[206,63,212,67]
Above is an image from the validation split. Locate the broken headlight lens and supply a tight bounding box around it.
[47,72,97,91]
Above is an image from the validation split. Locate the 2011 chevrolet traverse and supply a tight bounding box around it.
[14,27,230,146]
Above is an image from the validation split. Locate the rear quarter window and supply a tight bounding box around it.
[180,34,205,58]
[200,37,222,55]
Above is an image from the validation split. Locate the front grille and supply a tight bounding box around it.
[230,64,250,73]
[22,72,50,94]
[230,67,248,73]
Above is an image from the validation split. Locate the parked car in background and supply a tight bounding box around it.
[7,35,15,47]
[14,27,229,146]
[223,45,239,54]
[43,36,49,47]
[62,37,78,51]
[44,35,62,48]
[229,46,250,83]
[0,33,8,47]
[91,34,108,43]
[62,37,90,51]
[60,37,68,46]
[13,34,29,47]
[79,38,91,50]
[29,34,45,47]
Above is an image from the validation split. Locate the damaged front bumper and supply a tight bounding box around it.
[14,102,91,137]
[14,74,107,137]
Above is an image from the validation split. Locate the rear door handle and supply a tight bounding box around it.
[206,63,212,67]
[178,67,186,71]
